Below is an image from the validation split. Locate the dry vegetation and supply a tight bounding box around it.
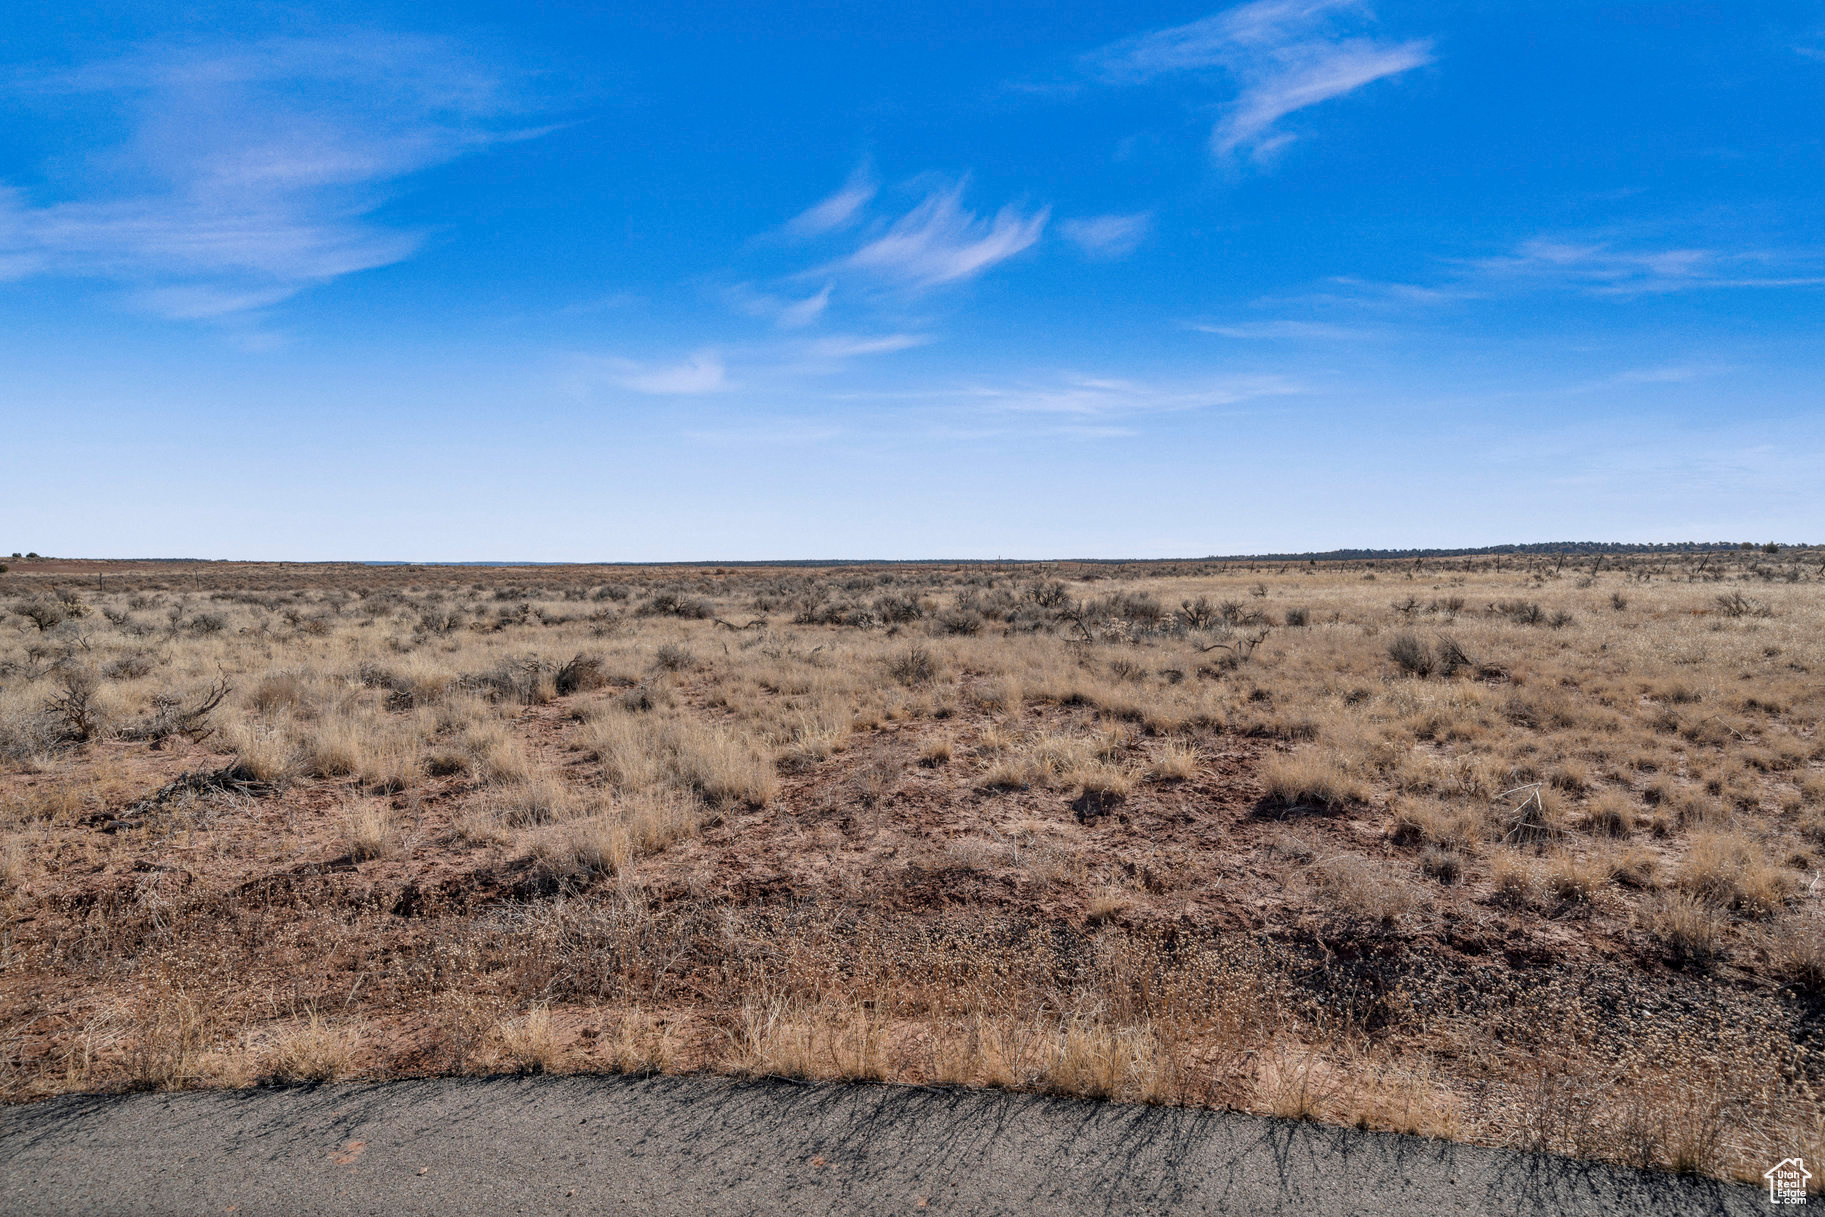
[2,548,1823,1186]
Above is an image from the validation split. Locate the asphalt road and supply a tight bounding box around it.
[0,1073,1763,1215]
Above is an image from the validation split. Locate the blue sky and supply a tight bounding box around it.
[3,2,1822,560]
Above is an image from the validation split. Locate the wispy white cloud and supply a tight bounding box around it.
[1567,363,1731,394]
[778,284,834,327]
[1467,238,1825,296]
[960,371,1299,416]
[1089,0,1432,161]
[685,421,844,448]
[1311,276,1477,307]
[729,281,834,328]
[1268,236,1823,319]
[0,33,535,321]
[787,165,876,236]
[805,333,929,360]
[840,183,1048,288]
[574,330,924,400]
[615,350,730,395]
[1191,318,1369,339]
[1061,212,1152,259]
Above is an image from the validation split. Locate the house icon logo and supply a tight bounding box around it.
[1766,1157,1811,1205]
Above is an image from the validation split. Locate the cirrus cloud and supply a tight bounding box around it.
[1088,0,1433,162]
[0,33,541,322]
[839,182,1048,289]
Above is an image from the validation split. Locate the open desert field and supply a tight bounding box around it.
[2,549,1822,1187]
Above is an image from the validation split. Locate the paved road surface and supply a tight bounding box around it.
[0,1074,1762,1215]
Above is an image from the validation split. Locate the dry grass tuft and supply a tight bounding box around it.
[341,802,394,861]
[1586,791,1636,838]
[1681,830,1792,916]
[1641,891,1728,965]
[1260,1044,1341,1121]
[918,736,953,767]
[1765,908,1825,991]
[1038,1018,1165,1102]
[1261,751,1367,810]
[1311,853,1417,925]
[262,1015,360,1084]
[221,721,296,784]
[125,994,212,1092]
[728,997,887,1084]
[1145,741,1200,782]
[496,1006,563,1074]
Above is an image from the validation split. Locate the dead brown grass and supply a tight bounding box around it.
[2,552,1822,1186]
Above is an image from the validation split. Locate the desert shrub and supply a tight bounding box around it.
[1388,633,1433,677]
[873,593,925,623]
[43,667,104,742]
[187,611,228,636]
[887,645,937,687]
[1178,596,1220,629]
[1111,592,1166,624]
[102,651,158,681]
[554,653,607,695]
[1434,635,1472,676]
[641,592,712,619]
[471,658,558,705]
[652,644,693,672]
[1284,607,1309,627]
[418,609,464,635]
[1419,846,1461,884]
[1495,600,1545,626]
[1715,591,1771,619]
[933,608,983,636]
[15,598,67,632]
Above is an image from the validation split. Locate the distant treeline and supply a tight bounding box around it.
[1207,541,1794,563]
[10,541,1809,570]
